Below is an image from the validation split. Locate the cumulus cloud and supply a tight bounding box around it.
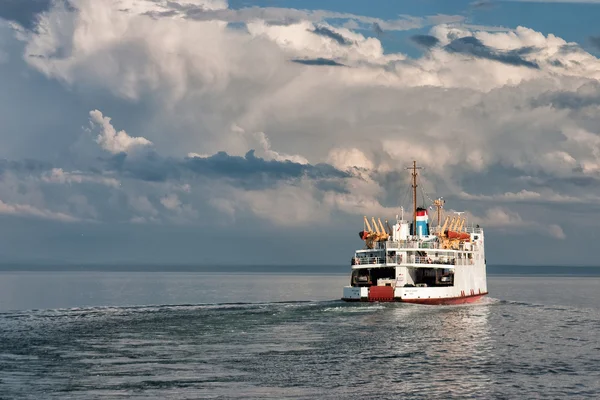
[327,148,374,170]
[89,110,153,154]
[160,193,181,210]
[2,0,600,260]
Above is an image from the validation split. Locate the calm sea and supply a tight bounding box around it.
[0,266,599,399]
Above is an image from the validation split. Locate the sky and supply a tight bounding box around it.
[0,0,600,266]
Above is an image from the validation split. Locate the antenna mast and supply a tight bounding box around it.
[433,197,445,227]
[407,161,423,235]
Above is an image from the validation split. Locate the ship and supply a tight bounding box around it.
[341,161,488,305]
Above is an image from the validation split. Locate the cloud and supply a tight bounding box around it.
[463,207,566,239]
[327,148,374,170]
[223,180,339,227]
[42,168,121,187]
[177,6,464,32]
[2,0,600,264]
[410,34,440,48]
[0,199,80,222]
[444,36,539,68]
[291,58,345,66]
[458,189,600,205]
[249,130,309,164]
[0,159,52,175]
[88,110,153,154]
[531,81,600,109]
[160,193,181,210]
[372,22,383,36]
[311,25,353,46]
[13,3,600,190]
[13,4,600,184]
[470,0,495,9]
[113,149,350,187]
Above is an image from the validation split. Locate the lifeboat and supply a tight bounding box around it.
[446,230,470,240]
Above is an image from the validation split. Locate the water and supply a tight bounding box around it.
[0,269,599,399]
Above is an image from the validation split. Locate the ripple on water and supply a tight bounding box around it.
[0,295,599,399]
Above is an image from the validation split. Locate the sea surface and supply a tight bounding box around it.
[0,266,599,399]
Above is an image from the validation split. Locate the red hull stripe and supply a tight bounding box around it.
[342,292,488,305]
[400,293,487,305]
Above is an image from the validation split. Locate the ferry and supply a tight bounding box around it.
[342,161,488,305]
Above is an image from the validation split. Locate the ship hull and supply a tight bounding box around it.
[341,292,488,305]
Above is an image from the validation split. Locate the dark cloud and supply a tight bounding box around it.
[589,36,600,51]
[559,44,583,55]
[533,92,600,109]
[469,0,495,9]
[531,175,600,189]
[445,36,540,69]
[143,10,179,19]
[106,149,351,189]
[368,170,416,209]
[310,25,353,46]
[0,158,53,175]
[157,1,197,12]
[264,18,301,26]
[314,179,350,194]
[410,34,440,48]
[531,82,600,109]
[548,59,565,68]
[372,22,383,37]
[226,21,248,32]
[181,7,304,26]
[291,58,345,66]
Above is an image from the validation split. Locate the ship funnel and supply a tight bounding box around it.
[415,207,429,237]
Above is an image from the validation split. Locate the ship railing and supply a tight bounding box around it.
[375,241,440,250]
[352,256,383,265]
[375,240,477,251]
[464,225,483,234]
[410,256,456,266]
[352,255,403,266]
[430,225,483,234]
[353,255,462,266]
